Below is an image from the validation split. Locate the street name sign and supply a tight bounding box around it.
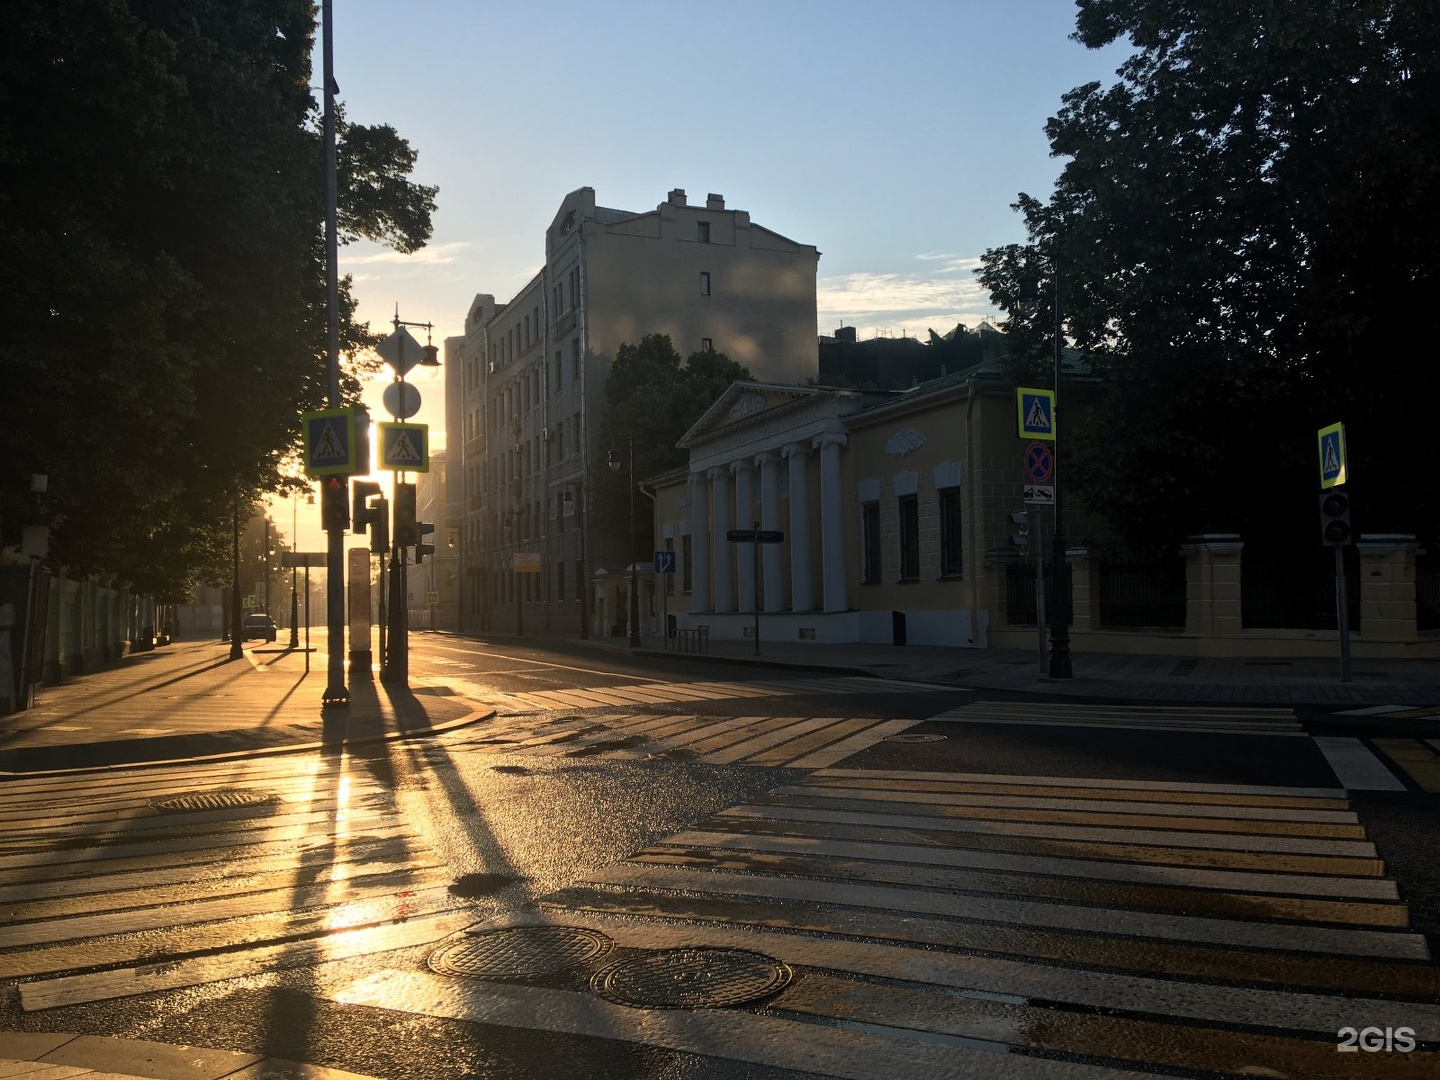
[280,552,327,568]
[1318,422,1347,489]
[727,529,785,543]
[511,552,542,573]
[378,422,430,472]
[1017,387,1055,441]
[303,407,360,476]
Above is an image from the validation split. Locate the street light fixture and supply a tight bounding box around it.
[608,438,641,648]
[1017,250,1073,679]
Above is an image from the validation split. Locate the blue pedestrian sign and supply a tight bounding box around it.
[654,550,676,574]
[1318,422,1347,489]
[303,407,359,476]
[1017,387,1055,441]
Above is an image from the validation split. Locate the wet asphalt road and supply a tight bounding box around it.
[1,636,1437,1079]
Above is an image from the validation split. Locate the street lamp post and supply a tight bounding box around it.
[608,437,641,647]
[1018,249,1073,679]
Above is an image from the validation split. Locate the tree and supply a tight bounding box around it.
[592,335,750,557]
[978,1,1440,556]
[0,0,436,596]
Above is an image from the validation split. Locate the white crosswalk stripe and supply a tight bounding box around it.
[324,769,1440,1079]
[458,674,940,717]
[0,755,473,1012]
[1314,735,1409,791]
[446,710,921,768]
[928,700,1305,735]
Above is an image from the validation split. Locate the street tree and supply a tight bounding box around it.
[592,335,750,556]
[0,0,436,597]
[977,0,1440,557]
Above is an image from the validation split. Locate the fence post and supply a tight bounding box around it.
[1068,547,1099,630]
[1357,534,1418,642]
[1182,534,1244,638]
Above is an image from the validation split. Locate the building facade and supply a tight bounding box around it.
[446,187,820,635]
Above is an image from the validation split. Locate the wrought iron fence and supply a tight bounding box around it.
[1242,545,1360,631]
[1006,562,1071,626]
[1098,560,1186,629]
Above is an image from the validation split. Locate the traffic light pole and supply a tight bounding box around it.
[320,0,347,707]
[1336,546,1352,684]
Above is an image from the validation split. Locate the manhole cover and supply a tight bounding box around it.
[590,947,792,1009]
[152,790,275,813]
[883,733,947,743]
[428,926,613,979]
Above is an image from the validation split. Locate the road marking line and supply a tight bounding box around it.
[1313,736,1407,791]
[814,768,1346,799]
[1373,738,1440,793]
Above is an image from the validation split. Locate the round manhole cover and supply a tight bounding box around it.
[428,925,614,980]
[883,733,947,743]
[590,947,792,1009]
[152,790,275,812]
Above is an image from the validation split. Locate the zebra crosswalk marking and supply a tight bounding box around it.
[1372,738,1440,793]
[1314,735,1409,791]
[929,700,1304,735]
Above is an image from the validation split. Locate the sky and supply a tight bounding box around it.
[283,0,1133,550]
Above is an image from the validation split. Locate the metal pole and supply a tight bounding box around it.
[753,523,761,657]
[1035,511,1047,673]
[304,566,311,674]
[577,486,589,639]
[229,498,243,660]
[289,493,299,648]
[320,0,347,706]
[628,436,640,648]
[1336,545,1353,683]
[1047,250,1073,678]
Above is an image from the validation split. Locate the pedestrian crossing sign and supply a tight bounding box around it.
[1318,422,1346,489]
[303,407,360,476]
[378,422,429,472]
[1017,387,1056,441]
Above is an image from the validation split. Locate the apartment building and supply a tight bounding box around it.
[448,187,820,635]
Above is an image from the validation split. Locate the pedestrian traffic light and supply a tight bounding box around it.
[320,475,349,531]
[368,497,389,554]
[393,481,417,547]
[1319,490,1352,546]
[415,522,435,564]
[1009,510,1030,551]
[351,480,382,535]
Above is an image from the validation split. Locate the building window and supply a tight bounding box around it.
[701,337,713,352]
[697,221,710,243]
[939,489,963,577]
[861,502,881,584]
[898,495,920,581]
[682,534,692,594]
[699,271,710,296]
[571,339,581,380]
[575,560,585,606]
[556,561,566,603]
[665,538,676,595]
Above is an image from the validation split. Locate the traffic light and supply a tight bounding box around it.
[393,481,417,547]
[368,497,389,554]
[1319,490,1352,546]
[1009,510,1030,551]
[351,480,382,535]
[320,475,349,531]
[415,522,435,564]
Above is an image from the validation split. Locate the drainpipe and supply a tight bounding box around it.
[965,378,981,645]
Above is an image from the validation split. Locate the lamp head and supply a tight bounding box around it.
[1016,263,1040,316]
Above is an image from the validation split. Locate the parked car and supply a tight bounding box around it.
[242,613,278,642]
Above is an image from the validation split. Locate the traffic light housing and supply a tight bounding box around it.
[1319,491,1352,546]
[415,522,435,564]
[393,482,417,547]
[320,475,349,531]
[368,497,389,554]
[1009,510,1030,551]
[351,480,382,535]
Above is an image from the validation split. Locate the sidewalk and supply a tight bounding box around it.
[0,1031,381,1080]
[571,632,1440,709]
[0,637,491,775]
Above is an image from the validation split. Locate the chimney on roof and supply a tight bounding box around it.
[706,193,725,210]
[668,188,687,206]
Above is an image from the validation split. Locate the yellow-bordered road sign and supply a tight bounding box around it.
[378,422,429,472]
[303,407,360,476]
[1318,422,1347,489]
[1017,387,1055,441]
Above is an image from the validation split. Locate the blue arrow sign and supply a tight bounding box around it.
[654,550,676,574]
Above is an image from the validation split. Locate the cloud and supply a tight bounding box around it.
[339,241,471,268]
[816,264,999,339]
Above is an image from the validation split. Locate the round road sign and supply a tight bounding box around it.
[382,381,422,419]
[1024,442,1054,483]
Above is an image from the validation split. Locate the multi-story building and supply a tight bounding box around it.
[447,187,820,635]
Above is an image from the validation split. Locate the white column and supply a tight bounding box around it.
[815,432,848,612]
[733,460,757,612]
[783,442,814,611]
[709,466,734,612]
[756,451,784,612]
[690,473,710,612]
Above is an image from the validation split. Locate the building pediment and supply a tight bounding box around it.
[679,382,834,448]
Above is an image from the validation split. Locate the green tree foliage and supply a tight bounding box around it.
[592,335,750,559]
[978,1,1440,555]
[0,0,436,597]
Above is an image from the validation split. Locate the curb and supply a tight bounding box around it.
[0,1030,382,1080]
